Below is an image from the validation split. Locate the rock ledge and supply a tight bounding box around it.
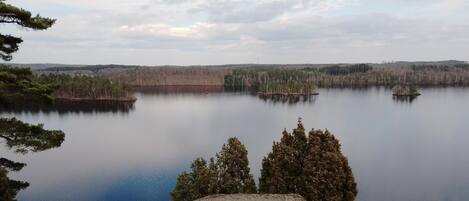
[196,194,306,201]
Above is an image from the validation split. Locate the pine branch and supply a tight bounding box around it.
[0,2,56,30]
[0,34,23,61]
[0,158,26,172]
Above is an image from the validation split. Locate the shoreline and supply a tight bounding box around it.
[258,92,320,96]
[392,93,421,97]
[54,97,137,103]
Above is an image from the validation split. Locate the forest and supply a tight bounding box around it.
[0,65,55,106]
[33,61,469,92]
[36,74,135,101]
[224,63,469,91]
[0,65,135,107]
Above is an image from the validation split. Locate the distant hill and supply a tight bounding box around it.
[3,60,467,71]
[1,63,86,70]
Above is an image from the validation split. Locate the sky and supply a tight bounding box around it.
[2,0,469,65]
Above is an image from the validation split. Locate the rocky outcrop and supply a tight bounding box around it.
[196,194,306,201]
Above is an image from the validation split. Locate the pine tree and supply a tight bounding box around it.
[259,119,357,201]
[259,119,308,194]
[303,129,357,201]
[0,2,62,200]
[171,172,194,201]
[207,157,219,194]
[216,137,256,194]
[172,137,256,201]
[190,158,216,198]
[171,158,218,201]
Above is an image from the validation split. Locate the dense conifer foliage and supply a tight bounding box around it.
[171,158,218,201]
[216,138,257,194]
[259,119,357,201]
[0,65,56,106]
[171,137,256,201]
[0,118,65,153]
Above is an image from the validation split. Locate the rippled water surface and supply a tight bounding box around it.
[2,87,469,201]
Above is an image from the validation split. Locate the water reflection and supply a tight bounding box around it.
[0,100,134,114]
[1,88,469,201]
[393,96,418,103]
[258,94,318,104]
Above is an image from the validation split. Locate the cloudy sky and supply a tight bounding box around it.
[3,0,469,65]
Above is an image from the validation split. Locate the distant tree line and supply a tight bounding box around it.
[315,64,373,75]
[411,64,469,72]
[36,74,135,101]
[172,119,357,201]
[225,69,317,95]
[224,63,469,89]
[1,66,135,105]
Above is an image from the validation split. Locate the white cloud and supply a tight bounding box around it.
[2,0,469,65]
[118,23,216,39]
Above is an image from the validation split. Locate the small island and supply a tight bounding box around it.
[392,84,421,97]
[257,81,319,97]
[257,81,319,101]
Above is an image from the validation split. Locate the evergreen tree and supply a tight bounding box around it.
[190,158,217,198]
[259,119,357,201]
[207,157,219,194]
[216,137,256,194]
[303,129,357,201]
[171,158,216,201]
[259,119,308,194]
[172,137,256,201]
[171,172,194,201]
[0,65,55,106]
[0,2,63,200]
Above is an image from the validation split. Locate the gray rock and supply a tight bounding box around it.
[196,194,306,201]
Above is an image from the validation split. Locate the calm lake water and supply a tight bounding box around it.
[2,87,469,201]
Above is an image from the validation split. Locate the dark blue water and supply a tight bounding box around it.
[2,87,469,201]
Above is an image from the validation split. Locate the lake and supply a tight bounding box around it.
[2,87,469,201]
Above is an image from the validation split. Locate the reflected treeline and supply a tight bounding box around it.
[393,96,418,103]
[0,100,135,114]
[258,94,318,104]
[137,85,225,95]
